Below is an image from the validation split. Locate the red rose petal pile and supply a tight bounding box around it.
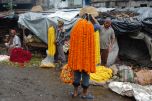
[10,48,32,63]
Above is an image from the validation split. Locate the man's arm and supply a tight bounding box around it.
[91,15,100,25]
[111,29,115,46]
[13,36,21,47]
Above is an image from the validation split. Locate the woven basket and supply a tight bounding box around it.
[79,6,99,17]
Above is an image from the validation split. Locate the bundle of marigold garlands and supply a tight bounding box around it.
[68,17,96,74]
[10,48,32,67]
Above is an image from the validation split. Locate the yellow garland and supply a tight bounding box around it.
[90,66,113,82]
[94,31,101,65]
[48,26,56,56]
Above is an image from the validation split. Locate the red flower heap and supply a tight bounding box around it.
[10,48,32,64]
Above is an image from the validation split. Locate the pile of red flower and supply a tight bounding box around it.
[10,48,32,63]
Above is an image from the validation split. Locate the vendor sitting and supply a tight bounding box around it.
[5,29,21,54]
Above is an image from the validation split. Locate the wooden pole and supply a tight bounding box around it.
[22,27,28,50]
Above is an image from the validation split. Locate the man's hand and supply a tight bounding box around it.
[90,14,100,25]
[5,43,9,47]
[91,14,96,21]
[108,44,112,52]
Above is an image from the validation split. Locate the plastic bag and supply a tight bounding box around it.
[107,38,119,66]
[40,50,55,68]
[109,81,152,101]
[135,70,152,85]
[118,65,134,83]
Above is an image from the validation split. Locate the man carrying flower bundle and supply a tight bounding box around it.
[68,14,96,99]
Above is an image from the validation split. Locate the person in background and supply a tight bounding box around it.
[100,18,115,66]
[55,19,66,66]
[5,29,21,55]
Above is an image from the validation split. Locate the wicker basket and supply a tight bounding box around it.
[79,6,99,17]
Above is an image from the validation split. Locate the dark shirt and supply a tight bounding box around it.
[94,24,101,32]
[56,28,66,45]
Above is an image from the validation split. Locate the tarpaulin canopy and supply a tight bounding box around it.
[18,9,79,43]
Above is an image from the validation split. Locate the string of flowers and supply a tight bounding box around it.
[94,31,101,65]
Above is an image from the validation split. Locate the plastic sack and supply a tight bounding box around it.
[107,38,119,66]
[118,65,134,83]
[109,81,152,101]
[109,82,134,97]
[135,70,152,85]
[40,50,55,68]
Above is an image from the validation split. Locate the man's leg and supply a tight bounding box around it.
[101,49,109,66]
[81,71,94,99]
[81,71,89,96]
[72,71,81,96]
[54,46,59,63]
[57,45,66,63]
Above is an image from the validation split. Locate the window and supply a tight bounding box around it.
[140,4,147,7]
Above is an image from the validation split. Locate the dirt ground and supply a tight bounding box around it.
[0,64,135,101]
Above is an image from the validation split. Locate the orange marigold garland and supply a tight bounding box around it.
[60,64,74,84]
[68,19,96,74]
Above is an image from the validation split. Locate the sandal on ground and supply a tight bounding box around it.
[81,94,94,99]
[69,92,81,97]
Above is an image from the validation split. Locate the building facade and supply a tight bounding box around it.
[91,0,152,8]
[0,0,34,4]
[0,0,35,10]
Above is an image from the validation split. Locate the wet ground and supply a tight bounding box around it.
[0,64,135,101]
